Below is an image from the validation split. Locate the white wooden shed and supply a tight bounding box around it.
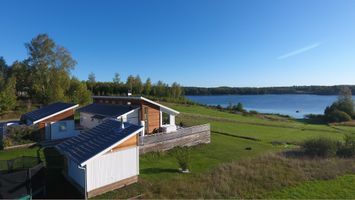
[56,119,143,198]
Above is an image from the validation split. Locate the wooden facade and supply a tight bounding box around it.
[93,97,161,134]
[111,135,138,151]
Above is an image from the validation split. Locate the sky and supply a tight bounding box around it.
[0,0,355,87]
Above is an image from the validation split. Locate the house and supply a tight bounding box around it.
[20,102,79,140]
[56,119,143,198]
[78,96,180,135]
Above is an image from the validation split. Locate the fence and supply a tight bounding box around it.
[139,124,210,154]
[0,156,45,199]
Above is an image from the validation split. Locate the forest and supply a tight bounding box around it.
[183,85,355,96]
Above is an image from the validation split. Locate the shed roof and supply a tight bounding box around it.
[77,103,138,118]
[21,102,78,125]
[56,119,143,166]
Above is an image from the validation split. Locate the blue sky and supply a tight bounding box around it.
[1,0,354,87]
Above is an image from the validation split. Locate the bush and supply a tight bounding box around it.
[173,146,190,171]
[325,109,352,123]
[3,125,39,147]
[302,137,338,157]
[337,134,355,157]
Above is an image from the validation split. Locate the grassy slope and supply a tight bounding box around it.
[98,103,355,198]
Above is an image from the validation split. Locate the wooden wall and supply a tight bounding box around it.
[111,135,138,151]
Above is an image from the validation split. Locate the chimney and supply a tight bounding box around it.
[120,117,125,129]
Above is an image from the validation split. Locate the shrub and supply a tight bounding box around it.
[302,137,338,157]
[249,110,259,115]
[325,109,352,122]
[3,125,39,147]
[173,146,190,171]
[337,134,355,157]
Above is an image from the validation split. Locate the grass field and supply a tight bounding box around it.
[1,103,355,199]
[267,175,355,199]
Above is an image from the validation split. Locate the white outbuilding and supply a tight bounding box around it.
[56,119,143,198]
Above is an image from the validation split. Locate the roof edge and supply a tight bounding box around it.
[32,104,79,125]
[92,96,180,115]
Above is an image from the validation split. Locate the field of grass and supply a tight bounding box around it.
[1,103,355,199]
[97,103,355,199]
[267,175,355,199]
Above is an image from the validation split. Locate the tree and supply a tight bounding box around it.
[133,75,143,94]
[88,72,96,83]
[126,75,135,93]
[68,77,91,105]
[87,72,96,92]
[0,76,17,112]
[26,34,76,104]
[324,86,354,122]
[171,82,182,99]
[113,73,120,84]
[0,57,8,80]
[143,78,152,95]
[9,60,32,97]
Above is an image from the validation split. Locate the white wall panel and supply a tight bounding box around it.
[86,147,139,191]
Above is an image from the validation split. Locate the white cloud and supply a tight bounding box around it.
[277,42,322,60]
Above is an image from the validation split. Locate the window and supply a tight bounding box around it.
[59,121,67,132]
[162,112,170,125]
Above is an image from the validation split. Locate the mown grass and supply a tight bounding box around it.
[0,145,41,160]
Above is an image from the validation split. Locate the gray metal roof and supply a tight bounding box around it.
[21,102,78,124]
[56,119,143,165]
[77,103,138,118]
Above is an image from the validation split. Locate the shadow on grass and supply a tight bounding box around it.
[141,168,179,175]
[281,150,306,158]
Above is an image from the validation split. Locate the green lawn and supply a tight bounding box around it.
[267,175,355,199]
[1,103,355,199]
[0,145,41,160]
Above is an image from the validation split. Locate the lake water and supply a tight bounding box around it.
[186,94,354,118]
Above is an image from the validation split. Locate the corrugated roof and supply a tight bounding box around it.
[21,102,78,124]
[77,103,138,118]
[56,119,143,165]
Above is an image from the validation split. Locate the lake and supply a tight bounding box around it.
[186,94,353,118]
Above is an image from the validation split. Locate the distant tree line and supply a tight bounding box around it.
[86,73,184,99]
[183,86,355,96]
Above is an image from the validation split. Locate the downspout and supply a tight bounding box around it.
[78,165,88,200]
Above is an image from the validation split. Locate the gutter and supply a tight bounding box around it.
[78,165,88,200]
